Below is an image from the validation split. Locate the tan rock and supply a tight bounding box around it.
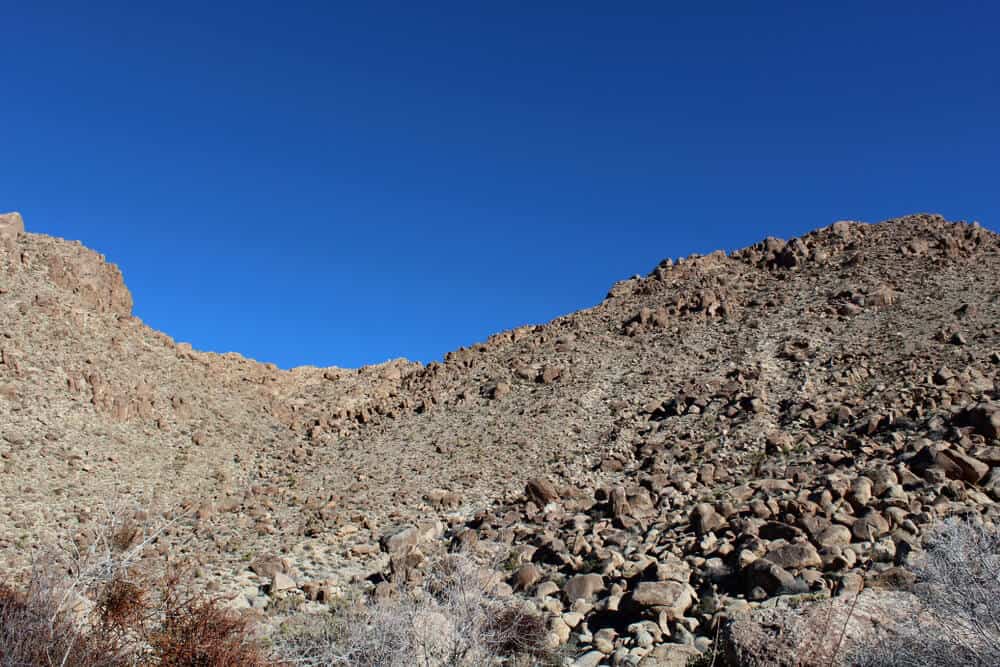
[816,525,852,548]
[641,644,702,667]
[539,366,562,384]
[511,563,543,592]
[564,574,605,602]
[691,503,726,535]
[269,571,296,594]
[628,581,694,621]
[0,212,24,239]
[526,478,560,505]
[721,590,918,666]
[572,651,606,667]
[381,524,420,554]
[765,543,822,570]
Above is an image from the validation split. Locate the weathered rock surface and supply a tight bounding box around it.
[0,212,24,238]
[2,213,999,663]
[721,590,920,666]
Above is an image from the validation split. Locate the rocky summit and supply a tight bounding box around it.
[1,212,999,663]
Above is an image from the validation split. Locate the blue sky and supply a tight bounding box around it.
[2,2,997,369]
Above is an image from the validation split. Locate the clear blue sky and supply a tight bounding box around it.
[2,2,997,369]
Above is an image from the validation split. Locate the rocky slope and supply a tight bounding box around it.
[1,211,998,664]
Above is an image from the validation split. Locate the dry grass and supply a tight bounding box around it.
[0,569,131,667]
[717,519,999,666]
[276,553,556,667]
[0,506,277,667]
[851,518,1000,667]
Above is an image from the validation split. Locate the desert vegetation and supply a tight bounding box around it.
[2,516,998,665]
[850,518,1000,667]
[276,552,555,666]
[0,518,555,667]
[0,509,273,667]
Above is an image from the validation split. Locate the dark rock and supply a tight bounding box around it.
[744,558,809,597]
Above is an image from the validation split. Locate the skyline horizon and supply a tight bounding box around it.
[11,209,992,370]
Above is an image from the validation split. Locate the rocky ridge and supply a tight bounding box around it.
[1,211,998,664]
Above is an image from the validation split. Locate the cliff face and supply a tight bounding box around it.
[0,213,997,655]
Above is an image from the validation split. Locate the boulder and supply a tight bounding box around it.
[511,564,543,592]
[380,524,420,554]
[851,510,890,541]
[249,554,292,580]
[765,543,822,570]
[909,445,965,481]
[743,559,809,597]
[526,478,561,505]
[539,366,562,384]
[720,590,919,666]
[610,486,632,521]
[957,403,1000,440]
[628,581,694,621]
[490,382,511,399]
[816,525,852,548]
[760,521,807,541]
[941,450,990,483]
[691,503,726,535]
[640,644,702,667]
[572,651,606,667]
[564,574,605,602]
[848,477,873,507]
[269,571,296,594]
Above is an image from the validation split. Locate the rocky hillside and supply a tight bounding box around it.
[1,211,998,663]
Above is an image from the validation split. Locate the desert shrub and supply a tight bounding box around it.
[484,606,549,658]
[0,566,133,667]
[276,553,555,666]
[97,577,148,636]
[149,590,270,666]
[141,567,273,667]
[852,518,1000,667]
[0,506,277,667]
[110,518,144,553]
